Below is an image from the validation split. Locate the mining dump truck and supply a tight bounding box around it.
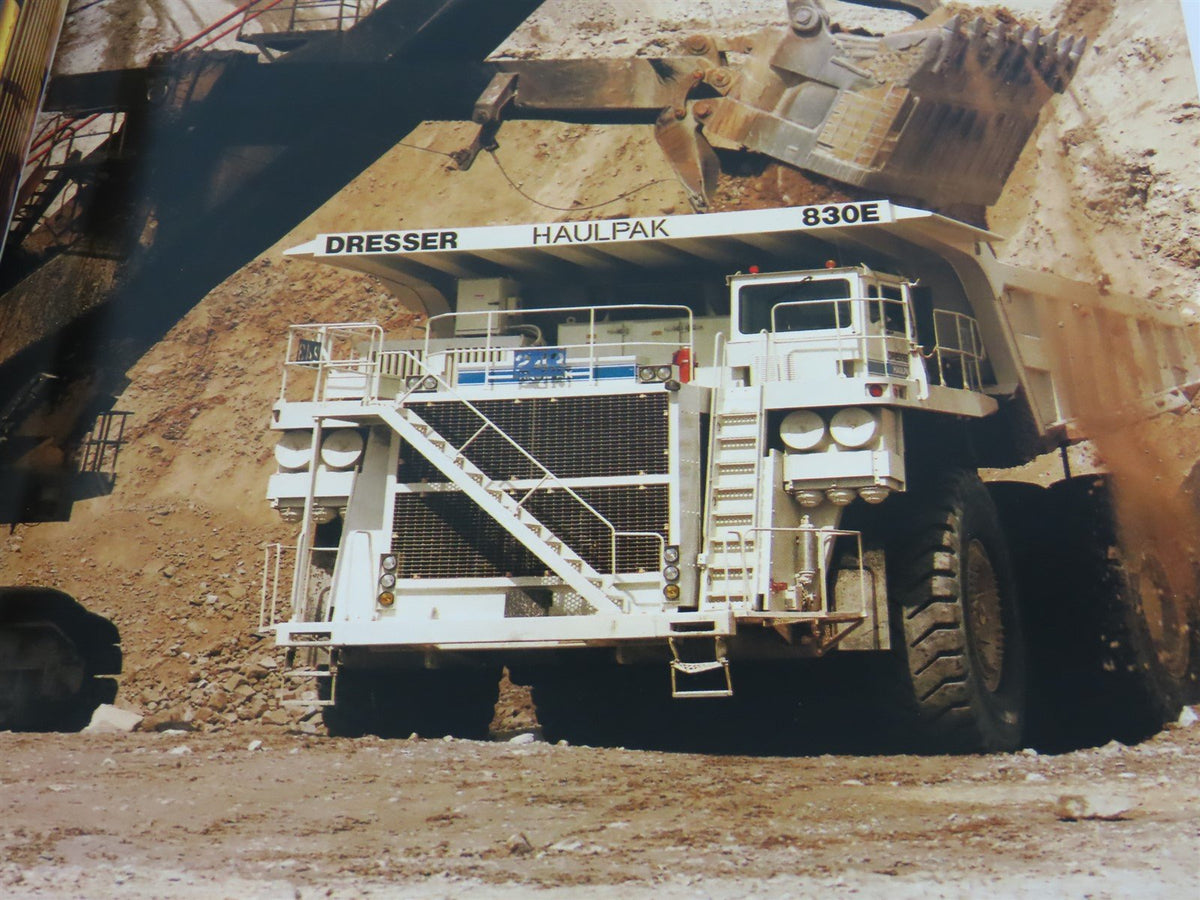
[266,201,1200,752]
[0,0,122,730]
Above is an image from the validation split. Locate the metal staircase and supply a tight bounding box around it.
[701,383,765,607]
[373,403,625,614]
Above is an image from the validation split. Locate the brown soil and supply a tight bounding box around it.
[1,721,1198,896]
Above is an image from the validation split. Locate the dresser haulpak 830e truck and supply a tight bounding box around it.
[268,201,1200,752]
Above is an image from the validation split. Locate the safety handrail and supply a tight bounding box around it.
[931,309,985,390]
[731,525,867,619]
[422,303,694,387]
[701,331,727,607]
[279,322,383,403]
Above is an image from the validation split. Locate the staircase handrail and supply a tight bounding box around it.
[381,348,664,576]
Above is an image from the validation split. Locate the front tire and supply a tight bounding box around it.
[887,469,1027,752]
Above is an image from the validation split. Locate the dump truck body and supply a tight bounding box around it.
[267,202,1199,748]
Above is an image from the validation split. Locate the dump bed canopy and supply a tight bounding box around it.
[284,201,999,317]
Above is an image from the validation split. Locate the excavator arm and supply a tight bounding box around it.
[461,0,1085,210]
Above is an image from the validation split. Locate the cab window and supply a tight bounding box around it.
[867,284,908,334]
[738,279,852,334]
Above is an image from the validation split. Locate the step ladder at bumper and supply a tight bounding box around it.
[669,635,733,698]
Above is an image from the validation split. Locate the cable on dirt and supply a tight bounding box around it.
[485,149,674,212]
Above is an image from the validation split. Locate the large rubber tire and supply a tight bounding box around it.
[1047,476,1199,740]
[323,666,501,740]
[887,469,1027,753]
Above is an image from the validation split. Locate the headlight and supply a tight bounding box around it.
[320,429,365,470]
[662,565,680,582]
[381,554,398,571]
[421,375,438,391]
[638,366,657,383]
[274,431,313,471]
[655,365,673,381]
[663,546,680,565]
[829,407,878,449]
[780,410,826,451]
[379,572,396,589]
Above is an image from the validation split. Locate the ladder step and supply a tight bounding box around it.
[671,659,727,675]
[714,487,754,499]
[714,514,753,526]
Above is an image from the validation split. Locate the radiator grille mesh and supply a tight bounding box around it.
[402,394,668,482]
[391,485,668,578]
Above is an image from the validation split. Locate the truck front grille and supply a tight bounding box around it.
[391,484,668,578]
[403,393,668,482]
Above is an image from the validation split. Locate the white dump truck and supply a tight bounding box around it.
[266,201,1200,751]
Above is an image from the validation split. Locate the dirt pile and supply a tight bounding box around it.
[2,0,1198,735]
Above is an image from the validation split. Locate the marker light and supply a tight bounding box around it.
[664,584,682,601]
[867,383,886,398]
[377,592,395,608]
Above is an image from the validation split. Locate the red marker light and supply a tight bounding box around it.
[825,259,837,269]
[867,383,885,398]
[748,265,760,274]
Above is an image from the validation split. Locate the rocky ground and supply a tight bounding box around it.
[2,712,1198,898]
[2,0,1199,895]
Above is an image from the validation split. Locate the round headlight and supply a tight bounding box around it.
[638,366,657,383]
[826,488,857,506]
[780,410,826,451]
[829,407,878,449]
[320,429,365,470]
[421,375,438,391]
[662,565,680,582]
[794,489,824,508]
[405,375,422,388]
[310,505,337,524]
[379,572,396,589]
[656,365,673,381]
[663,546,680,565]
[274,430,313,471]
[381,554,398,571]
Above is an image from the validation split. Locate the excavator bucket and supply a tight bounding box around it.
[699,0,1085,207]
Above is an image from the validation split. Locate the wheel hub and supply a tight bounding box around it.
[965,539,1005,694]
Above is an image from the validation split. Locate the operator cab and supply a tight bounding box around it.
[728,266,920,387]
